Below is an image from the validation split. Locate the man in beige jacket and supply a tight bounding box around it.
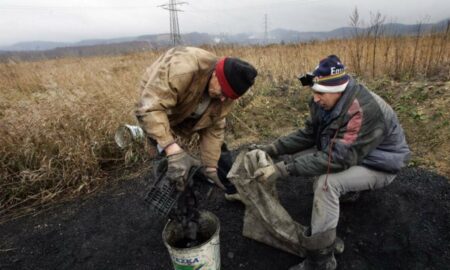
[135,47,257,199]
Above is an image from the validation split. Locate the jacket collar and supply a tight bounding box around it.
[320,76,358,124]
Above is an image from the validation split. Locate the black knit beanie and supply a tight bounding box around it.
[215,57,257,99]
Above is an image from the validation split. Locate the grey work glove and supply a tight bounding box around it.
[203,170,226,190]
[248,143,279,158]
[166,150,201,191]
[253,161,290,183]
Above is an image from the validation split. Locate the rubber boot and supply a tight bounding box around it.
[289,228,337,270]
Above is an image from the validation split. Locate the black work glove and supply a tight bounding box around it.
[248,143,279,158]
[166,150,201,191]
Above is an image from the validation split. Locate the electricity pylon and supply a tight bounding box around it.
[159,0,187,46]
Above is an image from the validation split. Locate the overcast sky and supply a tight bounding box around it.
[1,0,449,46]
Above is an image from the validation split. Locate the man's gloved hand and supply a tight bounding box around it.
[166,150,201,191]
[253,161,289,183]
[203,169,226,190]
[248,143,279,158]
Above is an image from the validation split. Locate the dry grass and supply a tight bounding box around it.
[1,32,449,221]
[0,53,159,219]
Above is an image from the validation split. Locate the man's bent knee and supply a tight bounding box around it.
[314,174,341,195]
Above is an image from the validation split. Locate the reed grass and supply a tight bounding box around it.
[1,28,449,221]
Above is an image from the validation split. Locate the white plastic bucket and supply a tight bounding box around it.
[162,211,221,270]
[114,124,144,148]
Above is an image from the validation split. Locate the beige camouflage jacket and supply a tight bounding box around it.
[135,47,234,167]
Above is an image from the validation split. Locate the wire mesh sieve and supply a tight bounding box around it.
[144,158,203,219]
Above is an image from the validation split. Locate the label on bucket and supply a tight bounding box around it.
[173,256,203,270]
[169,241,220,270]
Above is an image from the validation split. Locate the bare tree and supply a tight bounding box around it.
[369,11,386,78]
[425,25,439,76]
[383,19,396,75]
[437,20,450,68]
[392,30,405,79]
[349,7,363,75]
[410,18,426,77]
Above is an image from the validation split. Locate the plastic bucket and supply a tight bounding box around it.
[162,211,221,270]
[114,124,144,148]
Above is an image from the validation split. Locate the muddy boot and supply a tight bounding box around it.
[289,229,337,270]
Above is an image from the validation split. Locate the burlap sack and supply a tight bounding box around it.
[227,150,306,257]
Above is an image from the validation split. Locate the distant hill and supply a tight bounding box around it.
[267,19,449,43]
[1,19,448,61]
[0,32,214,52]
[0,41,153,62]
[0,41,71,51]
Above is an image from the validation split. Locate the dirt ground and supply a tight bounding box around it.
[0,165,449,270]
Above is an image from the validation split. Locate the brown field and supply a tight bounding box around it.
[1,32,449,221]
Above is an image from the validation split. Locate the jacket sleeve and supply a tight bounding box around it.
[198,117,226,167]
[135,67,194,148]
[289,103,386,177]
[273,100,316,155]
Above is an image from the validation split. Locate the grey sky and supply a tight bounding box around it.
[1,0,449,46]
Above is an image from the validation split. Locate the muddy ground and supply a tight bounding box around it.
[0,166,449,270]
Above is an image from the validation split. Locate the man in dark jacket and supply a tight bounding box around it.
[253,55,410,270]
